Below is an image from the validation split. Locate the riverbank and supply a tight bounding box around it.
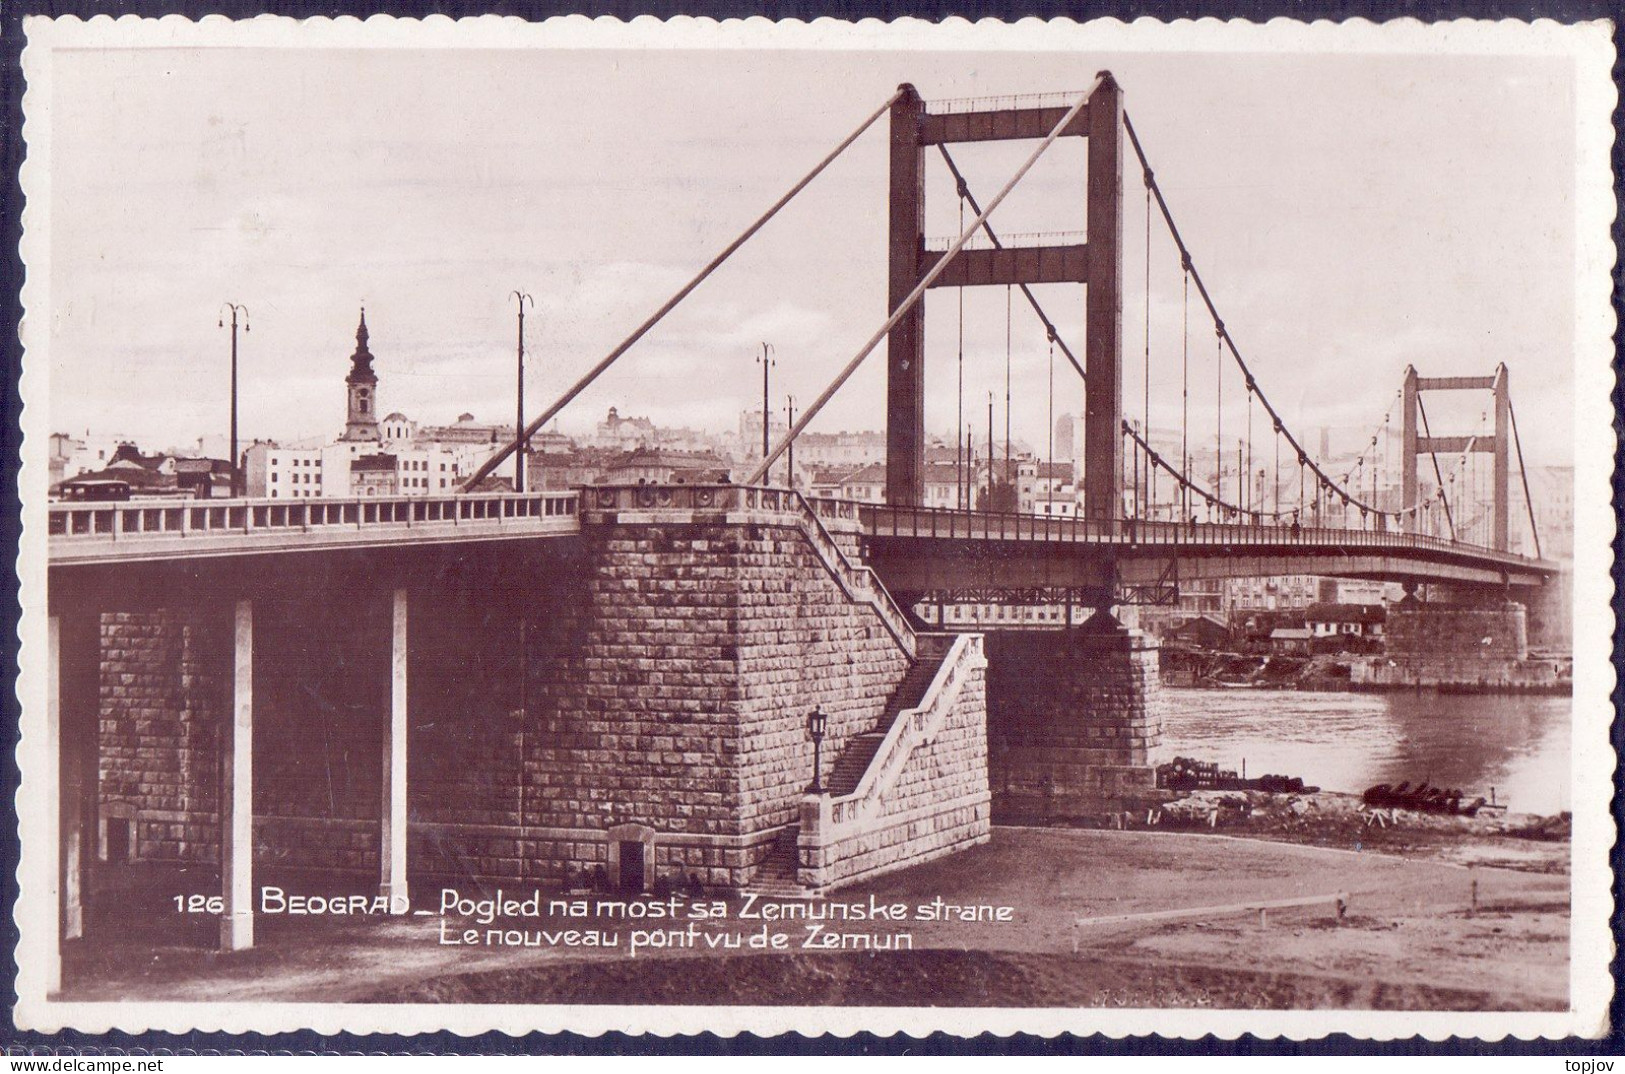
[1119,789,1570,874]
[1170,678,1571,697]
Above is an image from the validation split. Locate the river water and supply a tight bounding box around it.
[1158,688,1572,815]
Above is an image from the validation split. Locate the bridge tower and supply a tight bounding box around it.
[885,76,1123,515]
[1399,364,1510,551]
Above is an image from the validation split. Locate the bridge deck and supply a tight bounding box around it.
[856,503,1555,588]
[45,491,581,566]
[44,487,1555,588]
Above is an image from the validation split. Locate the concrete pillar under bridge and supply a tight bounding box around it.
[982,614,1167,823]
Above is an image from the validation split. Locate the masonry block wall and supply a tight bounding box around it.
[1356,600,1555,688]
[404,585,536,883]
[98,600,392,871]
[732,524,912,838]
[502,515,911,889]
[252,598,389,873]
[802,648,990,892]
[984,625,1166,821]
[98,609,226,864]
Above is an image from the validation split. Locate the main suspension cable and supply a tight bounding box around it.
[1124,420,1261,522]
[1122,109,1386,518]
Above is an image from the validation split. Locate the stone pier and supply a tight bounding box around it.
[1356,595,1554,689]
[984,617,1166,822]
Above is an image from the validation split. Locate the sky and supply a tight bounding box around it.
[43,30,1588,467]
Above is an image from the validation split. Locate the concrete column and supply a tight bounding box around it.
[57,612,98,945]
[220,599,254,951]
[44,615,62,994]
[379,588,408,903]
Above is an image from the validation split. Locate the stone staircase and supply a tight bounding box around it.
[826,655,942,796]
[748,827,812,898]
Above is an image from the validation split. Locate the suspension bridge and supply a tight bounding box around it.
[38,73,1561,989]
[49,73,1557,600]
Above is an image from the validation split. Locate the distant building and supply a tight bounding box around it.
[51,443,231,501]
[527,448,614,491]
[1304,602,1386,645]
[1517,463,1573,561]
[1229,574,1320,613]
[837,463,886,504]
[598,447,729,485]
[1167,614,1232,651]
[595,406,658,450]
[1134,576,1231,639]
[794,430,887,470]
[351,453,399,497]
[1017,459,1077,516]
[170,457,233,499]
[1268,626,1313,654]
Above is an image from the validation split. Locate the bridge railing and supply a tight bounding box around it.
[47,491,580,543]
[854,502,1547,571]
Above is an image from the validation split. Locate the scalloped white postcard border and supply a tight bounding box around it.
[12,12,1617,1041]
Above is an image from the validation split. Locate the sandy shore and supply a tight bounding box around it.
[1132,788,1571,874]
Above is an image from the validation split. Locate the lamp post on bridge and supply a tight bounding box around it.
[757,342,776,484]
[786,395,797,490]
[806,706,828,794]
[218,303,250,497]
[986,391,994,511]
[511,291,534,493]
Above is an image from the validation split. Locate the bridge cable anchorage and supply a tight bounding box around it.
[933,143,1086,382]
[1122,110,1388,521]
[461,87,905,492]
[1506,396,1543,560]
[742,76,1105,486]
[1122,419,1260,521]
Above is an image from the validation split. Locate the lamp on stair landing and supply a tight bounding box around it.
[806,706,829,795]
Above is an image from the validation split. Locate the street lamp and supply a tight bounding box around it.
[511,291,534,493]
[805,706,828,794]
[218,303,250,497]
[756,342,776,483]
[785,395,797,490]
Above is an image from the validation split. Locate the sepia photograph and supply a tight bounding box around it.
[12,14,1616,1041]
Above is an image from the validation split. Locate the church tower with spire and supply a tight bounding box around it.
[341,307,382,443]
